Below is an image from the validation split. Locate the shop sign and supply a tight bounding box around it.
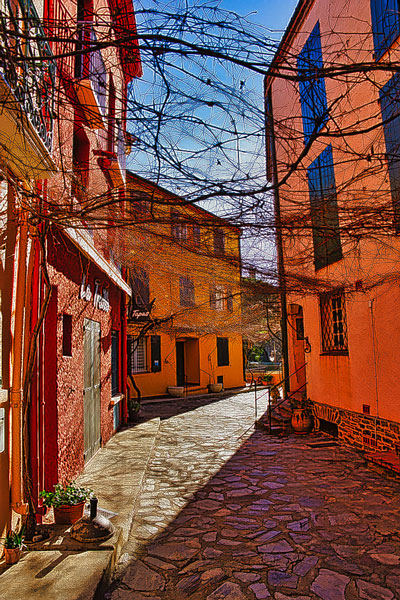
[80,275,110,312]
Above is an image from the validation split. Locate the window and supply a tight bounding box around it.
[210,286,231,311]
[297,21,328,144]
[111,330,119,395]
[320,291,348,353]
[217,337,229,366]
[180,276,195,306]
[171,209,188,241]
[307,145,342,270]
[227,289,234,312]
[380,73,400,230]
[127,335,148,373]
[214,230,225,256]
[72,122,90,196]
[296,317,304,341]
[128,190,151,218]
[150,335,161,372]
[62,314,72,356]
[370,0,400,60]
[193,224,201,246]
[130,267,150,308]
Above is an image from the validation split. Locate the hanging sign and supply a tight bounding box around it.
[80,274,110,312]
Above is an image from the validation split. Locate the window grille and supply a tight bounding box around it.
[320,292,348,352]
[128,336,147,373]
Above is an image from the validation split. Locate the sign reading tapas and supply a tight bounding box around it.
[80,274,110,313]
[128,298,155,322]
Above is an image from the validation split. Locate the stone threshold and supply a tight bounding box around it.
[364,450,400,475]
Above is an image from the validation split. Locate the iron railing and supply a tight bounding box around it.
[0,0,55,152]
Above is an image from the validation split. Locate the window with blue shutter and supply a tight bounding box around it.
[150,335,161,372]
[297,21,328,144]
[370,0,400,60]
[380,73,400,230]
[307,145,342,270]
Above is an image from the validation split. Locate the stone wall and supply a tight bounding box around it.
[313,402,400,452]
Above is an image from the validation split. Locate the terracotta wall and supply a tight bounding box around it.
[267,0,400,445]
[45,232,121,485]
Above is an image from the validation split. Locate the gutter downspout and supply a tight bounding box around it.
[265,85,290,397]
[10,211,29,515]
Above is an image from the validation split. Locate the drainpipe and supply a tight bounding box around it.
[265,85,290,397]
[10,211,29,515]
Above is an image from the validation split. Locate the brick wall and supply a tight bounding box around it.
[313,401,400,452]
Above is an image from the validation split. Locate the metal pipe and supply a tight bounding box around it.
[10,212,29,515]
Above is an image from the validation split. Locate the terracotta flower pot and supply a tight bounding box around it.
[4,547,21,565]
[208,383,223,393]
[291,408,313,435]
[53,501,85,525]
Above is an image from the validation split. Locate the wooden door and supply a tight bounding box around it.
[83,319,101,462]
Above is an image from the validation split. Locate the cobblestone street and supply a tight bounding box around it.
[106,392,400,600]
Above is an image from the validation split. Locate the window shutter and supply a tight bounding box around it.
[308,145,342,270]
[111,330,119,395]
[210,288,216,309]
[217,337,229,366]
[380,73,400,230]
[297,21,328,143]
[227,289,233,312]
[151,335,161,372]
[370,0,400,60]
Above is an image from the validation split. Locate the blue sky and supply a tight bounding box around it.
[220,0,298,33]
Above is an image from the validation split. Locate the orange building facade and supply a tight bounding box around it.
[266,0,400,450]
[125,173,245,401]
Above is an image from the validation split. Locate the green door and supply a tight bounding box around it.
[83,319,101,462]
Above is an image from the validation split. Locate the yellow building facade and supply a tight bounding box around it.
[125,173,245,400]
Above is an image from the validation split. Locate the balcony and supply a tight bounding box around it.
[0,0,56,179]
[74,23,106,130]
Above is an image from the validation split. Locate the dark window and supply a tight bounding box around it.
[151,335,161,372]
[320,291,348,353]
[370,0,400,60]
[214,230,225,256]
[307,145,342,270]
[62,314,72,356]
[380,73,400,231]
[130,267,150,308]
[180,276,195,306]
[296,317,304,341]
[111,330,119,395]
[297,21,328,144]
[217,337,229,366]
[193,224,201,246]
[108,76,115,153]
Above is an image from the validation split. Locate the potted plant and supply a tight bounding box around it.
[263,373,273,386]
[128,398,141,422]
[40,481,92,525]
[1,529,25,565]
[290,395,313,434]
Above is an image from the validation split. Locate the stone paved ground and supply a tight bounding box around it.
[105,392,400,600]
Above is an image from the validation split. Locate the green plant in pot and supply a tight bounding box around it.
[263,373,273,385]
[1,529,25,565]
[40,481,93,525]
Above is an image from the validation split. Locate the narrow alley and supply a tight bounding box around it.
[106,392,400,600]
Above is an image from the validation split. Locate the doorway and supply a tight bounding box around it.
[83,319,101,462]
[176,341,185,386]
